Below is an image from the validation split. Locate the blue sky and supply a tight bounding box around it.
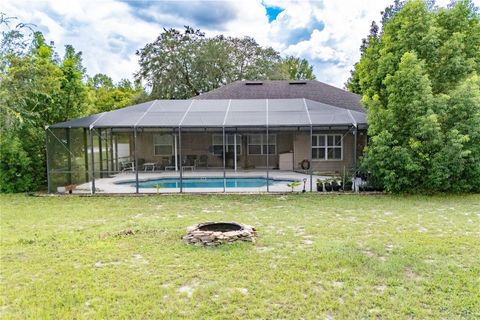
[3,0,472,88]
[265,6,284,22]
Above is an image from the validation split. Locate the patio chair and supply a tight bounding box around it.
[185,155,197,166]
[120,161,135,172]
[197,154,208,168]
[182,155,197,171]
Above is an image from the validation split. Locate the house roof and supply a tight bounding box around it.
[193,80,366,113]
[49,99,367,129]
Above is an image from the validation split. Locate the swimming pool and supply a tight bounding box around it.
[122,177,293,189]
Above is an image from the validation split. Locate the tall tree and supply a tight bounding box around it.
[136,27,206,99]
[87,74,145,113]
[275,56,316,80]
[351,0,480,192]
[1,15,143,192]
[56,45,87,121]
[0,19,93,192]
[362,52,442,192]
[136,26,315,99]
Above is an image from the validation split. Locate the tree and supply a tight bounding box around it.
[56,45,88,121]
[346,21,380,93]
[362,52,442,192]
[136,26,315,99]
[1,15,142,192]
[351,0,480,192]
[136,27,206,99]
[275,56,316,80]
[0,133,34,192]
[87,74,145,113]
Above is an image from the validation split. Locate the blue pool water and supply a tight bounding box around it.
[125,177,293,189]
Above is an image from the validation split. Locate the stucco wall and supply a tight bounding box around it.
[293,129,367,174]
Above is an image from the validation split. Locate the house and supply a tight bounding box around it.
[46,80,367,193]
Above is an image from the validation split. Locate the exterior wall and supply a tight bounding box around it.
[135,132,224,168]
[293,129,366,174]
[133,129,366,172]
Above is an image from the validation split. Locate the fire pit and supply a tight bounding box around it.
[182,222,256,246]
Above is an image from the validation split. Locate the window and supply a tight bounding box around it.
[247,134,276,155]
[212,135,241,156]
[153,134,174,156]
[312,134,342,160]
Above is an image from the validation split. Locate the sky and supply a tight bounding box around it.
[3,0,476,88]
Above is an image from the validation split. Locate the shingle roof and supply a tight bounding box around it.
[193,80,366,113]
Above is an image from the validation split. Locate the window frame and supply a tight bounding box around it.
[212,134,242,156]
[311,134,343,161]
[247,134,277,155]
[153,134,174,156]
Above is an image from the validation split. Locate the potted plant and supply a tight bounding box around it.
[331,178,342,191]
[316,179,324,192]
[324,178,333,192]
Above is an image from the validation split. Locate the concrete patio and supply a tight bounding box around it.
[73,170,327,193]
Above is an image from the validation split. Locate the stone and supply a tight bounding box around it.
[182,222,256,246]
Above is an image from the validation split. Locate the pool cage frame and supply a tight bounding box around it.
[45,99,364,194]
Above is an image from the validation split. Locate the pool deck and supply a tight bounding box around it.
[73,170,328,193]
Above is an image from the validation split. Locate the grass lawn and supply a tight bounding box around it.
[1,194,479,319]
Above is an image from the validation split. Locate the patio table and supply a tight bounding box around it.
[143,162,156,172]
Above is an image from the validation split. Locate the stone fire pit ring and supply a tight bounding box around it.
[182,222,256,246]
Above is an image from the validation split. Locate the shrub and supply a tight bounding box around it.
[0,134,35,193]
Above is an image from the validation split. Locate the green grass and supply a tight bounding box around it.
[1,194,479,319]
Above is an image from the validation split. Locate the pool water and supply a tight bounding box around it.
[128,177,293,189]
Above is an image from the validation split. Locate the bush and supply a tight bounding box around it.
[0,134,35,193]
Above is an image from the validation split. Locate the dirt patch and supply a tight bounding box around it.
[376,284,387,293]
[178,285,194,298]
[405,268,422,281]
[236,288,249,295]
[256,246,274,253]
[115,229,136,237]
[131,253,149,265]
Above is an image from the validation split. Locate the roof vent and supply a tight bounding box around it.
[289,81,307,85]
[245,82,263,85]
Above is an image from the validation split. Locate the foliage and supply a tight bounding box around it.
[0,14,143,192]
[136,26,316,99]
[275,56,316,80]
[86,74,145,113]
[0,133,34,192]
[287,180,301,192]
[349,0,480,192]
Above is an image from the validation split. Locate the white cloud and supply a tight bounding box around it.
[3,0,160,82]
[3,0,480,88]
